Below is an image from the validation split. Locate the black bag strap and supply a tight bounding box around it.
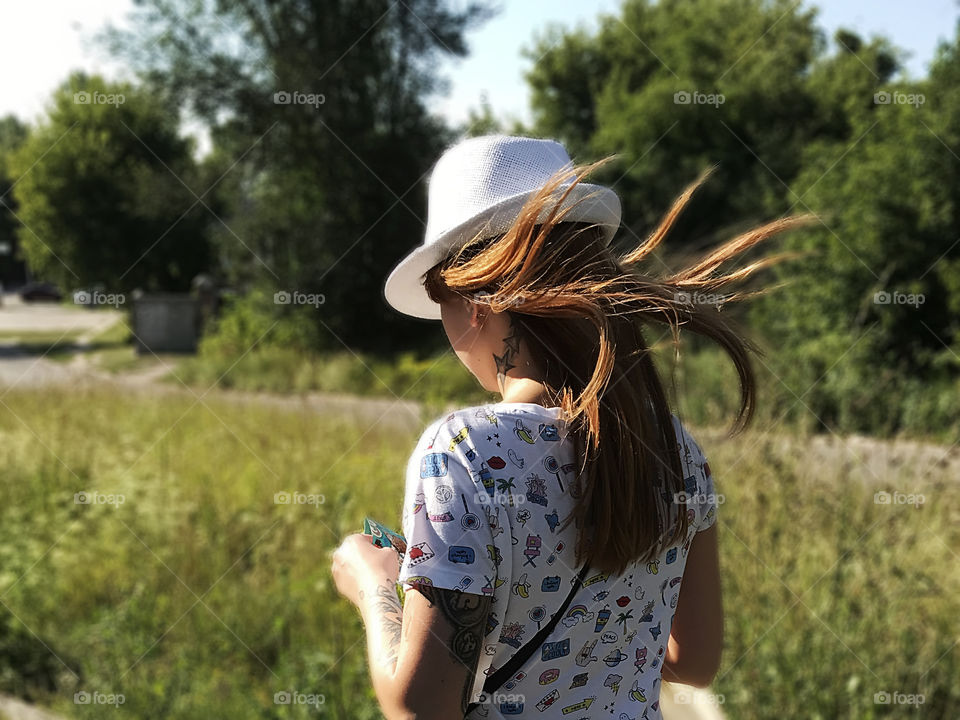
[465,561,591,716]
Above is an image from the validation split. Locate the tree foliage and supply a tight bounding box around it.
[524,1,903,245]
[524,0,959,435]
[0,115,29,281]
[8,73,211,292]
[102,0,493,352]
[751,24,960,434]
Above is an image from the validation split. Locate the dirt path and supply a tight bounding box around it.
[0,298,423,428]
[107,345,426,426]
[0,348,424,430]
[0,344,956,481]
[692,422,959,491]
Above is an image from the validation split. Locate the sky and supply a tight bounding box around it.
[0,0,956,135]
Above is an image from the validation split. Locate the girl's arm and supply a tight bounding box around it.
[661,523,723,688]
[361,580,492,718]
[334,535,493,719]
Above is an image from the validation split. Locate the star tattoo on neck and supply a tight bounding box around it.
[494,315,521,389]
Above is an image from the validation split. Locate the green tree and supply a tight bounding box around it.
[102,0,493,353]
[0,115,29,284]
[751,26,960,435]
[8,73,212,293]
[524,0,960,437]
[524,1,901,247]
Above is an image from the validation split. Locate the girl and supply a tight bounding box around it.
[332,135,813,719]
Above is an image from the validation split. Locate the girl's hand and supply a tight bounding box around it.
[331,533,401,607]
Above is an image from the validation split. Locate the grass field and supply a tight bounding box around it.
[0,387,956,719]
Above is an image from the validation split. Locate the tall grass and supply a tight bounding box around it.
[0,387,955,718]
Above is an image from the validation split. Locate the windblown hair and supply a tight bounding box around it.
[423,156,816,576]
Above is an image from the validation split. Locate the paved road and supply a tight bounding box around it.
[0,293,121,335]
[0,294,121,389]
[0,693,67,720]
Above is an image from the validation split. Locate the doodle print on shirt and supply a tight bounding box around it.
[398,402,718,719]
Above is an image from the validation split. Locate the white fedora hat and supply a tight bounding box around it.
[382,134,621,320]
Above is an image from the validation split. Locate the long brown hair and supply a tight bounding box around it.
[423,156,816,576]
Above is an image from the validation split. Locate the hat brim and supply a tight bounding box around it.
[383,183,621,320]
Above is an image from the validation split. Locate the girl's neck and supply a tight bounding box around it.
[499,375,552,406]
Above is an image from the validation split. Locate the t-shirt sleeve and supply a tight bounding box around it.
[695,445,717,532]
[398,415,497,596]
[675,418,718,533]
[689,431,717,532]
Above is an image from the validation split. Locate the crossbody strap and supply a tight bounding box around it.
[465,561,591,717]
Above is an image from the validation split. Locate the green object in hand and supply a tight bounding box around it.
[362,517,407,554]
[362,517,407,606]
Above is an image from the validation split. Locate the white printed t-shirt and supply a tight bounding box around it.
[398,402,718,720]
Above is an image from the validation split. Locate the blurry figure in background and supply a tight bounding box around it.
[191,273,219,335]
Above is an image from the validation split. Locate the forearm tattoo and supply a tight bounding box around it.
[364,582,404,671]
[417,586,492,715]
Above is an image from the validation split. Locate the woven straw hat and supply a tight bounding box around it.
[382,134,621,320]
